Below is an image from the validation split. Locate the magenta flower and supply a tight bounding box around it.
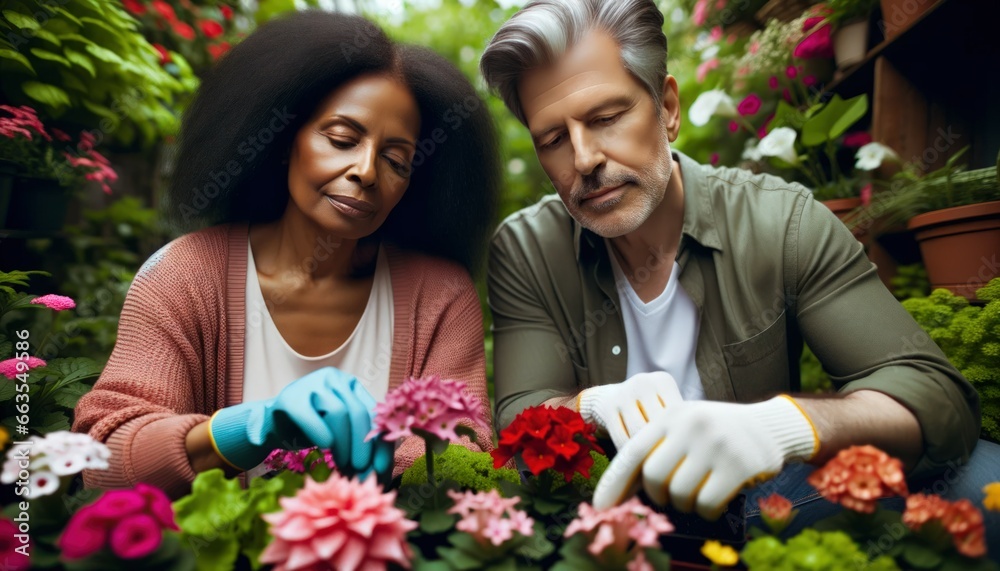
[260,474,417,571]
[565,499,674,571]
[710,153,720,165]
[0,518,31,571]
[0,356,46,379]
[794,17,834,59]
[367,375,488,443]
[110,514,163,559]
[0,105,50,142]
[843,131,873,148]
[31,294,76,311]
[861,183,873,207]
[786,65,799,79]
[696,58,719,83]
[804,75,818,87]
[58,484,177,561]
[768,76,779,90]
[448,489,534,547]
[728,121,739,133]
[738,94,762,116]
[263,447,336,474]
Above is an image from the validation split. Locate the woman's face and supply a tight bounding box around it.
[286,73,420,239]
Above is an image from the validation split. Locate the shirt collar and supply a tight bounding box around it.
[573,149,723,260]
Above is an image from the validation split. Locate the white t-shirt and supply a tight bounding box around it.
[606,240,705,400]
[242,238,393,478]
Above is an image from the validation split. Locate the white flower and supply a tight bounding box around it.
[2,431,110,482]
[701,45,720,61]
[758,127,800,165]
[742,138,763,161]
[46,452,88,476]
[507,158,526,176]
[855,142,898,171]
[28,470,60,498]
[689,89,737,127]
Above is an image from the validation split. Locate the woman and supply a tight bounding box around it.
[72,11,501,499]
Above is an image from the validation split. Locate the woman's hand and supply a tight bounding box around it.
[204,367,393,477]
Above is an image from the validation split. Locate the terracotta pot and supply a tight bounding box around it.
[822,197,866,239]
[833,19,868,68]
[879,0,936,38]
[908,200,1000,300]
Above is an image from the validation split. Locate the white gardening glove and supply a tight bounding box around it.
[592,396,819,520]
[576,371,684,451]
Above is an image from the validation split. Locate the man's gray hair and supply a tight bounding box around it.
[480,0,667,125]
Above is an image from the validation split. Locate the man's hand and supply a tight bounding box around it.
[576,371,684,451]
[592,396,819,520]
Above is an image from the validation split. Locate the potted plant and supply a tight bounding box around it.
[825,0,879,68]
[0,105,118,232]
[854,147,1000,299]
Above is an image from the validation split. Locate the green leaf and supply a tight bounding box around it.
[181,534,240,571]
[903,543,945,569]
[532,495,566,515]
[44,358,103,385]
[38,410,69,432]
[801,94,868,146]
[84,43,122,64]
[32,28,61,46]
[515,522,555,559]
[64,48,94,77]
[29,48,71,67]
[643,547,672,571]
[60,33,96,46]
[173,469,249,537]
[455,424,479,441]
[437,547,482,570]
[421,509,457,534]
[51,380,91,408]
[50,9,83,28]
[82,98,117,121]
[59,68,88,92]
[0,48,36,74]
[3,10,40,30]
[22,81,71,107]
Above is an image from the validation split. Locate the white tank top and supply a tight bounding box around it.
[242,238,393,478]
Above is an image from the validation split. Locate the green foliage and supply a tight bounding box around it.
[741,529,900,570]
[890,264,930,301]
[901,279,1000,442]
[0,0,197,148]
[401,444,520,492]
[800,343,834,394]
[173,468,304,571]
[824,0,879,26]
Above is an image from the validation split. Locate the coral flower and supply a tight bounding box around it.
[903,494,987,558]
[260,474,416,571]
[807,445,907,513]
[758,493,794,532]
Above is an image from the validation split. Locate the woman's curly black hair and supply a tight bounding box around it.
[167,11,501,273]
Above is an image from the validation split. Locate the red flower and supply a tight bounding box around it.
[492,406,602,482]
[843,131,873,148]
[199,19,223,39]
[152,43,171,65]
[219,4,233,19]
[172,21,195,40]
[208,41,231,60]
[794,17,834,59]
[904,495,987,558]
[151,0,176,21]
[122,0,146,15]
[728,121,739,133]
[737,93,762,116]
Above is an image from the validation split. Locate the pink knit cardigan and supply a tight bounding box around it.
[73,223,494,499]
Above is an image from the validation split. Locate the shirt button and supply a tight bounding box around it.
[611,345,621,356]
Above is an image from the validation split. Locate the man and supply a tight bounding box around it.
[480,0,998,547]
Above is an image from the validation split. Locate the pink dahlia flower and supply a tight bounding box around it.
[261,474,417,571]
[0,356,46,379]
[447,489,534,547]
[565,499,674,571]
[367,375,488,443]
[30,294,76,311]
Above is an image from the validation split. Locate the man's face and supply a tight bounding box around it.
[519,30,679,238]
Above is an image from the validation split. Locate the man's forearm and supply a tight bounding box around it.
[543,394,579,410]
[795,389,923,470]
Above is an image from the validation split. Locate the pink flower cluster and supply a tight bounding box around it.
[367,375,488,443]
[794,13,835,59]
[447,489,534,547]
[30,294,76,311]
[263,447,336,474]
[0,105,50,141]
[65,132,118,194]
[0,356,46,380]
[564,499,674,571]
[260,474,417,571]
[0,518,31,571]
[59,483,178,560]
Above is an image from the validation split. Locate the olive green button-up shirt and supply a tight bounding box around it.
[487,150,980,478]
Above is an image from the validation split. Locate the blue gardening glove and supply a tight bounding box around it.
[209,366,394,477]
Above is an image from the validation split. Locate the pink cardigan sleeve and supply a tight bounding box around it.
[392,271,495,477]
[73,246,221,500]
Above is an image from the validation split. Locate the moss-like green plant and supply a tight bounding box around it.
[400,444,521,492]
[902,279,1000,442]
[742,530,900,570]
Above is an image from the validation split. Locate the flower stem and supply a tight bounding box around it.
[425,438,437,509]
